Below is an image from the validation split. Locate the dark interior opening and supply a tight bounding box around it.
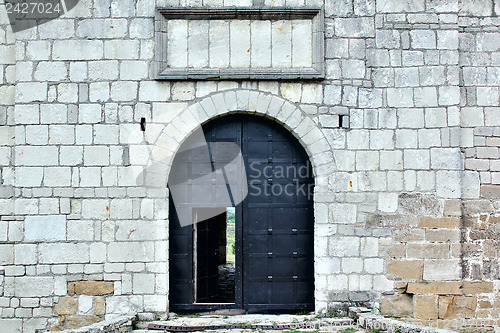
[195,208,236,304]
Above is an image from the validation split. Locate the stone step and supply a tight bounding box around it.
[135,314,360,332]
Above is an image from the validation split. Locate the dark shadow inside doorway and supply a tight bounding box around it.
[195,207,236,304]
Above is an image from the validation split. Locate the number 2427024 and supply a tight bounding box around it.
[5,2,62,14]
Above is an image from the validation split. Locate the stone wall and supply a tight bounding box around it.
[0,0,499,332]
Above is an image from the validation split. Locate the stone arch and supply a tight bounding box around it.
[145,89,335,193]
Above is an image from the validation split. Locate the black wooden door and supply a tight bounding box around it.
[169,114,314,311]
[241,116,314,310]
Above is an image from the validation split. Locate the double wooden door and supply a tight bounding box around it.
[169,114,314,311]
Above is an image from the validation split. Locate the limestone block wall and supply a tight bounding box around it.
[374,1,500,327]
[0,2,18,331]
[0,0,498,331]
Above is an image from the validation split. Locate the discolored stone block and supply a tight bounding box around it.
[70,281,114,296]
[54,297,78,316]
[438,296,477,319]
[94,297,105,316]
[407,281,461,295]
[461,281,494,294]
[407,243,450,259]
[414,294,439,319]
[481,185,500,199]
[399,193,443,217]
[381,294,414,318]
[65,315,101,329]
[443,199,462,217]
[419,217,460,229]
[387,260,424,280]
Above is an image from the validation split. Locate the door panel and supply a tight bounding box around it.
[241,115,314,310]
[169,114,314,311]
[169,195,194,307]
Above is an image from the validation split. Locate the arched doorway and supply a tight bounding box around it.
[169,114,315,311]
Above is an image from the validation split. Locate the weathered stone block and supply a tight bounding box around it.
[14,244,37,265]
[334,18,375,38]
[414,87,438,107]
[425,229,460,243]
[430,148,464,170]
[53,40,103,61]
[378,193,399,213]
[436,171,461,198]
[104,40,140,59]
[341,59,366,79]
[437,30,458,50]
[438,86,460,106]
[387,88,414,108]
[329,203,357,224]
[459,0,492,16]
[38,19,75,39]
[423,259,461,281]
[16,82,47,103]
[34,62,68,82]
[407,243,449,259]
[329,237,360,257]
[111,82,139,102]
[39,243,89,264]
[481,185,500,198]
[84,146,109,166]
[15,277,54,297]
[381,294,414,318]
[81,199,109,219]
[438,296,477,319]
[387,260,424,281]
[461,281,493,294]
[414,294,439,319]
[394,228,425,242]
[144,295,168,312]
[108,242,155,262]
[407,281,461,295]
[105,295,143,314]
[65,315,101,329]
[427,0,458,13]
[77,19,127,39]
[443,199,461,217]
[399,193,442,217]
[78,104,102,124]
[0,244,14,265]
[377,0,425,12]
[419,217,460,228]
[477,87,500,106]
[69,281,114,296]
[139,81,170,102]
[133,273,155,294]
[376,30,400,49]
[0,319,22,333]
[94,298,105,315]
[410,30,436,49]
[55,297,78,315]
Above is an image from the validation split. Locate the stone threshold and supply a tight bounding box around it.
[135,313,357,332]
[45,309,480,333]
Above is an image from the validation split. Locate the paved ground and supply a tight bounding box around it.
[134,313,366,332]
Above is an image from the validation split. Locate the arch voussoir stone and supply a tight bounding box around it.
[151,89,336,187]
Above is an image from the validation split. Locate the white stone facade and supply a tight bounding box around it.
[1,0,500,331]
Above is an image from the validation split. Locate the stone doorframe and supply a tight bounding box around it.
[144,89,337,312]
